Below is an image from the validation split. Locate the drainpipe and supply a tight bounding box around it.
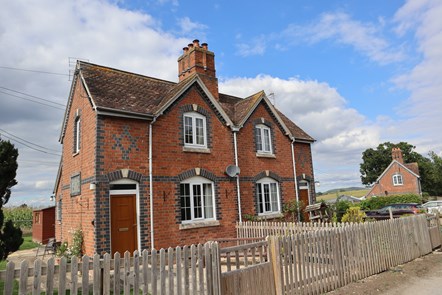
[291,139,300,221]
[149,118,156,249]
[233,130,242,222]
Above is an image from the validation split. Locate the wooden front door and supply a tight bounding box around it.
[299,189,310,221]
[111,195,137,254]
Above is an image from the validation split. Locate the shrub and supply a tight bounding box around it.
[283,199,304,222]
[360,194,422,210]
[330,200,353,222]
[342,207,366,223]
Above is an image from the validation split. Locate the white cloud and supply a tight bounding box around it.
[283,12,405,64]
[392,0,442,154]
[220,74,380,191]
[236,36,267,57]
[177,17,208,35]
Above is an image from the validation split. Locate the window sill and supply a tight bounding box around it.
[73,152,80,157]
[257,212,283,220]
[179,220,220,230]
[183,146,211,154]
[256,152,275,158]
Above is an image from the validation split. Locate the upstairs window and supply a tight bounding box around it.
[73,115,81,153]
[255,124,272,154]
[184,112,207,148]
[256,177,280,215]
[180,176,215,222]
[392,174,403,186]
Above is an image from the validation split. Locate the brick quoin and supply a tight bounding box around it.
[55,40,316,255]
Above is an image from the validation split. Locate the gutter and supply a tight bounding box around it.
[233,130,242,222]
[291,139,300,221]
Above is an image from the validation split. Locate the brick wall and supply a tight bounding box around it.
[55,79,96,255]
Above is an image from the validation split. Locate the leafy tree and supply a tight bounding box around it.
[0,139,23,259]
[425,152,442,196]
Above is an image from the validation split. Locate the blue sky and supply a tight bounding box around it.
[0,0,441,207]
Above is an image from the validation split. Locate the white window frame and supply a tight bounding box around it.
[255,124,273,154]
[180,176,216,223]
[183,112,207,148]
[74,116,81,153]
[392,174,403,186]
[256,177,280,215]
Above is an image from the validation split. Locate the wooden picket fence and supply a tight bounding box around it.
[267,214,434,295]
[1,215,439,295]
[0,242,221,295]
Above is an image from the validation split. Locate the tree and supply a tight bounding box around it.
[359,141,441,195]
[0,138,23,259]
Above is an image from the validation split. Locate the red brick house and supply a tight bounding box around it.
[366,147,422,197]
[53,39,315,255]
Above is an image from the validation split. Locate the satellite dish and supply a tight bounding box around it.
[226,165,240,177]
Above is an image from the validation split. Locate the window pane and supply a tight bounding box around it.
[195,118,205,145]
[180,184,191,221]
[184,116,193,144]
[193,184,203,219]
[263,128,271,152]
[255,127,262,151]
[270,183,278,212]
[203,183,214,218]
[257,184,263,213]
[263,184,271,212]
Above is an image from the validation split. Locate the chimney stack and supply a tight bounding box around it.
[178,39,218,99]
[392,147,404,164]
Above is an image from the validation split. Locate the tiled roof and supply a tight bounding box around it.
[77,61,314,141]
[405,163,420,176]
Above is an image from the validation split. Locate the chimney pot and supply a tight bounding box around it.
[193,39,200,47]
[202,43,208,50]
[183,47,189,53]
[188,43,194,48]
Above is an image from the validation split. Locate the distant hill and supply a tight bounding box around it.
[320,187,367,194]
[317,187,369,201]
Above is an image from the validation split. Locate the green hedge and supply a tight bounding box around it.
[360,194,422,210]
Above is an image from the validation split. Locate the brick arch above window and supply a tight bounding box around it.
[253,170,282,182]
[177,168,217,182]
[106,169,143,183]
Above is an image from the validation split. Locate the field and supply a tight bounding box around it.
[317,189,369,201]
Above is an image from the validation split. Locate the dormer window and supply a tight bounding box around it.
[392,174,403,186]
[184,112,207,148]
[255,124,272,154]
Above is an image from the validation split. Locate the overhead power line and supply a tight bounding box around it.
[0,90,65,110]
[0,65,69,76]
[0,130,61,156]
[0,86,65,106]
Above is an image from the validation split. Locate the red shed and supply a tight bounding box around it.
[32,206,55,244]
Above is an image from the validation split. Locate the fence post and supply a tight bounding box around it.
[211,242,222,295]
[268,236,283,295]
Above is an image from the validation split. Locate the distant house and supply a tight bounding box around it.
[32,206,55,244]
[53,39,316,255]
[366,148,421,197]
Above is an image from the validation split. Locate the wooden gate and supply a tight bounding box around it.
[427,213,442,249]
[219,241,275,295]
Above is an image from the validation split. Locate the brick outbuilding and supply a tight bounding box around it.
[53,39,316,255]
